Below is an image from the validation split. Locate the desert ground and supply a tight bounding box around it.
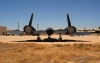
[0,35,100,63]
[0,35,100,44]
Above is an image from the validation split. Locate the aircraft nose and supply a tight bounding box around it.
[46,27,54,36]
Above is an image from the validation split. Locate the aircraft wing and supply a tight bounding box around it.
[76,31,92,36]
[54,30,67,34]
[33,30,67,35]
[7,30,24,35]
[54,31,92,36]
[34,30,46,35]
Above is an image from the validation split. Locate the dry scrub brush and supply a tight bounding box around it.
[0,42,100,63]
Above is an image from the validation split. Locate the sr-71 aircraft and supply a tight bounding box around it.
[23,13,76,41]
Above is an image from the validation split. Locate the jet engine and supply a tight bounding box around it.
[23,25,36,34]
[64,14,76,34]
[64,26,76,34]
[23,13,36,34]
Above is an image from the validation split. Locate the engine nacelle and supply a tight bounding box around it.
[65,26,76,34]
[23,25,36,34]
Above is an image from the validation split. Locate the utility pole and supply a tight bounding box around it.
[37,24,39,31]
[17,22,19,31]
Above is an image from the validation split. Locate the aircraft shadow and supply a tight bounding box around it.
[11,38,91,42]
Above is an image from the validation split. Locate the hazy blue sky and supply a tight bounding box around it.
[0,0,100,30]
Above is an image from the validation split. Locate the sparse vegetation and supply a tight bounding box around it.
[53,44,64,47]
[0,43,100,63]
[77,43,84,48]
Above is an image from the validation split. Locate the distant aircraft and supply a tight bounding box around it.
[23,13,76,41]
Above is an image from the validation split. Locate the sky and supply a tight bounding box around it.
[0,0,100,30]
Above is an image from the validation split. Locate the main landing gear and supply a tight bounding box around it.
[37,34,41,40]
[58,33,62,41]
[37,33,63,42]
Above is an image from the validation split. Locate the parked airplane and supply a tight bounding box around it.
[23,13,76,41]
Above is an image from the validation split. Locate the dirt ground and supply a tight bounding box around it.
[0,35,100,44]
[0,35,100,63]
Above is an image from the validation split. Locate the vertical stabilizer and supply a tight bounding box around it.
[67,14,71,27]
[29,13,33,26]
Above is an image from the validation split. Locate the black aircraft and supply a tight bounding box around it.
[23,13,76,41]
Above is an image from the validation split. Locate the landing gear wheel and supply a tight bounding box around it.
[58,33,62,42]
[58,38,62,42]
[37,36,41,40]
[37,34,41,40]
